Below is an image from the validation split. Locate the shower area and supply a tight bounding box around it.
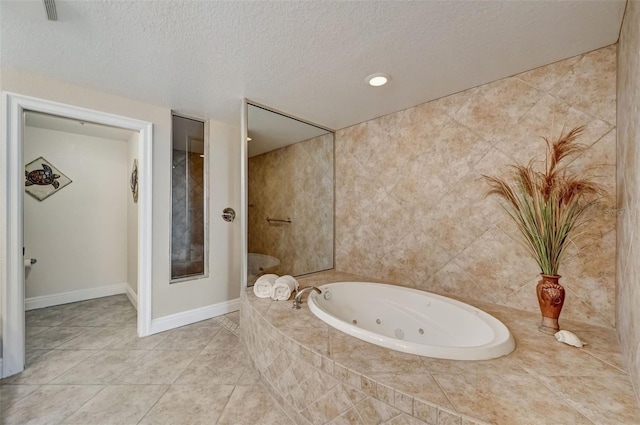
[171,114,207,280]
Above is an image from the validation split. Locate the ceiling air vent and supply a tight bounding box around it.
[43,0,57,21]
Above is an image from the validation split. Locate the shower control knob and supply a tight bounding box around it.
[221,207,236,222]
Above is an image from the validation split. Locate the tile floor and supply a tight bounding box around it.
[0,294,293,425]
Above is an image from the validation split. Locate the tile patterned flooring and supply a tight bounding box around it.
[0,295,293,425]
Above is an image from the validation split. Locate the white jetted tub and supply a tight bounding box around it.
[307,282,515,361]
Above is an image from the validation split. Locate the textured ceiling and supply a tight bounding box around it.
[0,1,626,130]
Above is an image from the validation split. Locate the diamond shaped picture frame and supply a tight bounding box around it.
[24,156,72,201]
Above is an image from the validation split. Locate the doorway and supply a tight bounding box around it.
[24,111,138,309]
[2,92,153,378]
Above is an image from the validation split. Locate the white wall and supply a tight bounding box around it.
[127,132,139,296]
[152,119,242,317]
[0,68,242,329]
[23,127,129,299]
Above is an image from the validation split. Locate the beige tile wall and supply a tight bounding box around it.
[248,134,334,277]
[335,45,617,328]
[617,0,640,406]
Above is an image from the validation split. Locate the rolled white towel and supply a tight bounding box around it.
[253,274,278,298]
[271,275,299,301]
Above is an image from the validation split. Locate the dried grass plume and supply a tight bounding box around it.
[483,126,604,276]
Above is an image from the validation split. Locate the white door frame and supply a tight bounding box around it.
[1,92,154,378]
[240,100,248,289]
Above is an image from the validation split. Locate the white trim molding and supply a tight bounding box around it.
[1,92,154,378]
[240,100,248,290]
[149,298,240,335]
[25,283,128,311]
[2,92,25,378]
[126,285,138,310]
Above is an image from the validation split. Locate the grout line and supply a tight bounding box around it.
[526,368,599,425]
[517,86,547,125]
[166,342,209,385]
[107,349,156,385]
[260,379,299,425]
[562,284,616,329]
[423,367,459,414]
[581,349,629,375]
[0,384,43,411]
[56,384,109,424]
[214,384,238,425]
[349,403,368,424]
[134,383,171,425]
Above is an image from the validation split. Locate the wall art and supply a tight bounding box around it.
[24,156,72,201]
[130,158,138,203]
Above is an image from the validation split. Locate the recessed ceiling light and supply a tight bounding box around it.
[366,73,391,87]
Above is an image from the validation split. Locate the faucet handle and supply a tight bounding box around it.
[292,286,321,309]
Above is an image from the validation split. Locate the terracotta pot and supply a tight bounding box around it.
[536,274,565,335]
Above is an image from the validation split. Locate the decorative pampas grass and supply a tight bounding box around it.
[483,126,604,276]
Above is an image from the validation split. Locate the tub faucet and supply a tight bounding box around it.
[292,286,321,309]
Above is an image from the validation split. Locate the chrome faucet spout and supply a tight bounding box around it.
[292,286,321,309]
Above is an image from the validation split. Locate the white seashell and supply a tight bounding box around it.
[554,330,585,348]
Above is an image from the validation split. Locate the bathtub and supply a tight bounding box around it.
[307,282,515,361]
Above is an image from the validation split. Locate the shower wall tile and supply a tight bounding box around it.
[171,150,205,277]
[563,229,616,325]
[617,0,640,409]
[451,77,545,142]
[502,278,612,329]
[553,44,617,126]
[335,45,617,328]
[493,94,612,165]
[516,55,582,92]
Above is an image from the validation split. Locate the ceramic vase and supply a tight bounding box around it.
[536,274,565,335]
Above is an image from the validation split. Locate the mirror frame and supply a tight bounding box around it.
[241,99,336,289]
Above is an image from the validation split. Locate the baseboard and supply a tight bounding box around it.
[25,283,128,310]
[126,285,138,310]
[149,298,240,335]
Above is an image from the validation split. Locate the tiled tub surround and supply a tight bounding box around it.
[335,45,617,328]
[617,0,640,406]
[240,271,640,425]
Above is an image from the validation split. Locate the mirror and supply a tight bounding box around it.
[246,104,334,285]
